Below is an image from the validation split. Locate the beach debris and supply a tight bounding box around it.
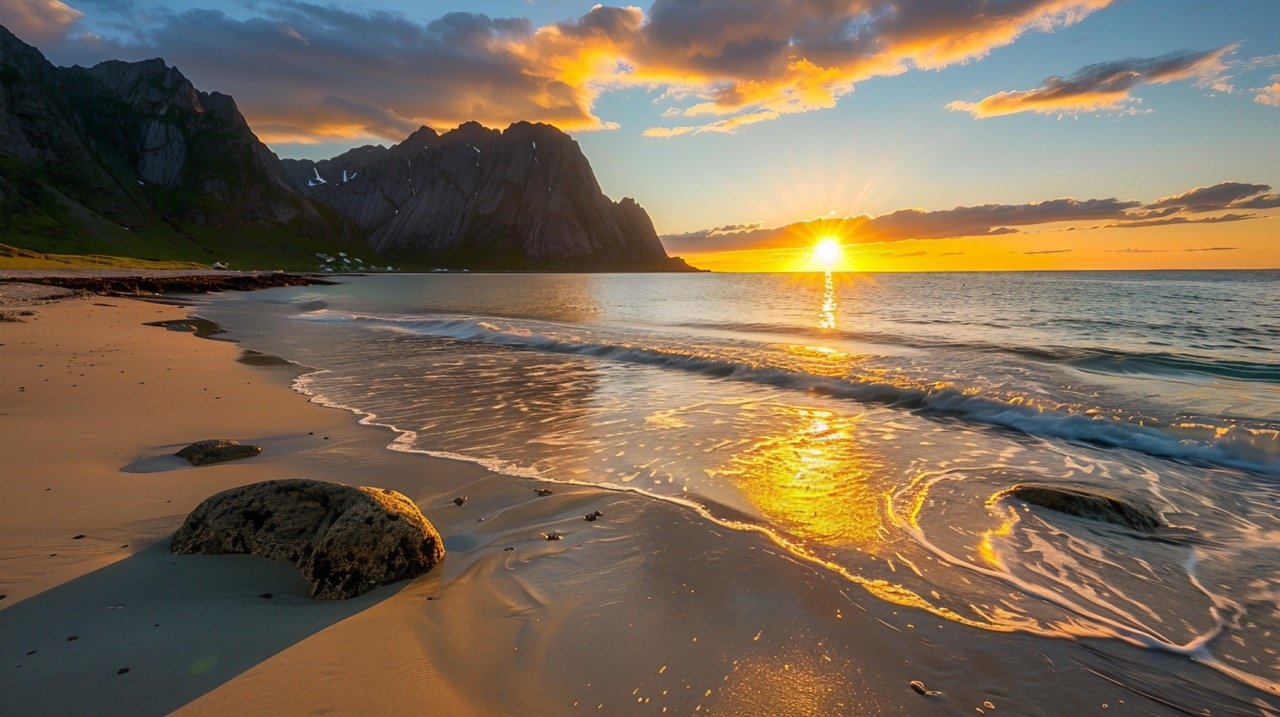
[1000,484,1162,532]
[172,478,446,600]
[585,510,603,522]
[453,496,469,506]
[544,531,562,541]
[175,439,263,466]
[909,680,941,697]
[534,488,553,496]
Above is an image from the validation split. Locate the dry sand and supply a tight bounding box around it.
[1,294,1273,716]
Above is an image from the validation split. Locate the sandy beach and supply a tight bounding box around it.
[0,286,1273,716]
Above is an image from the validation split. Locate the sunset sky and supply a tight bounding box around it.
[5,0,1278,271]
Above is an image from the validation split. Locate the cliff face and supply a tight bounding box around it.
[0,26,359,263]
[1,26,692,271]
[283,122,692,271]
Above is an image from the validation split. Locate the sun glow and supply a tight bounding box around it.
[813,237,844,268]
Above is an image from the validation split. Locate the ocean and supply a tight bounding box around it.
[197,270,1280,692]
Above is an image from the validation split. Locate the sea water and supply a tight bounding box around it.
[197,270,1280,691]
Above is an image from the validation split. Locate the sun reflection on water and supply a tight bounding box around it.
[818,271,837,330]
[708,407,885,545]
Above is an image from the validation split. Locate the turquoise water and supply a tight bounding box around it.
[199,270,1280,692]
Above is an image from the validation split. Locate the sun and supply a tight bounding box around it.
[812,237,844,269]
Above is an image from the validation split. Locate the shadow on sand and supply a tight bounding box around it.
[0,540,405,716]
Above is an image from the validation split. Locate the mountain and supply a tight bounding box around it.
[0,26,694,271]
[0,26,368,267]
[281,122,693,271]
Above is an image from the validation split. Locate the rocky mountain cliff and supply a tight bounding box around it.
[0,26,364,266]
[281,122,692,271]
[1,26,693,271]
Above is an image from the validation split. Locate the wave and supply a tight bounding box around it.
[298,310,1280,476]
[672,319,1280,383]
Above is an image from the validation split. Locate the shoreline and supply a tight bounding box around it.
[1,293,1273,715]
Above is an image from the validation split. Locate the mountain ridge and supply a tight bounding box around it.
[0,26,695,271]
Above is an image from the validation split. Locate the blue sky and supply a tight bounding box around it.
[3,0,1278,268]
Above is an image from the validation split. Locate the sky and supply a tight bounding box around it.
[3,0,1279,271]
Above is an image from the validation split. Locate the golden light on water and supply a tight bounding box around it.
[709,407,885,545]
[818,271,837,330]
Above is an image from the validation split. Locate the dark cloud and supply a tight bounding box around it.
[1023,249,1073,255]
[1147,182,1271,212]
[1183,246,1239,252]
[1104,248,1170,253]
[662,196,1138,253]
[948,47,1231,118]
[1109,213,1255,229]
[662,180,1277,254]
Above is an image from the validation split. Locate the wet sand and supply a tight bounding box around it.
[0,294,1272,715]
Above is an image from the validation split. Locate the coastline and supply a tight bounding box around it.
[0,293,1273,715]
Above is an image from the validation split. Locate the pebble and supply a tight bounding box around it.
[544,531,562,541]
[585,511,603,522]
[535,488,553,496]
[117,668,130,675]
[66,636,78,642]
[259,593,273,599]
[453,496,468,506]
[503,547,514,551]
[72,534,85,540]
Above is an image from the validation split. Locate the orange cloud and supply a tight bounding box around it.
[37,1,1118,144]
[1257,81,1280,107]
[0,0,81,44]
[948,46,1233,118]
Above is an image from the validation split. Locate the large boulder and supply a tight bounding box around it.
[1000,484,1162,532]
[171,479,445,599]
[175,439,262,466]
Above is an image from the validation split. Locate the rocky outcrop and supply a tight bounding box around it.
[283,121,695,271]
[172,478,445,599]
[1001,484,1162,532]
[174,439,262,466]
[0,26,361,262]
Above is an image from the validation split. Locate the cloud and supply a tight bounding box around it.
[1108,213,1254,229]
[1023,248,1072,254]
[1146,182,1278,212]
[662,179,1278,254]
[1104,248,1169,253]
[1255,81,1280,106]
[0,0,82,44]
[1183,246,1238,252]
[947,46,1233,118]
[24,0,1118,142]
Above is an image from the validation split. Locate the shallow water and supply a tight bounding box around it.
[198,270,1280,693]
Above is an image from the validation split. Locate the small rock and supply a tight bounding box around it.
[584,510,603,522]
[909,680,941,697]
[503,547,514,551]
[25,651,34,656]
[175,439,262,466]
[534,488,553,496]
[117,668,130,675]
[66,636,77,642]
[544,531,562,541]
[453,496,468,506]
[1001,484,1162,532]
[259,593,274,600]
[72,534,85,540]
